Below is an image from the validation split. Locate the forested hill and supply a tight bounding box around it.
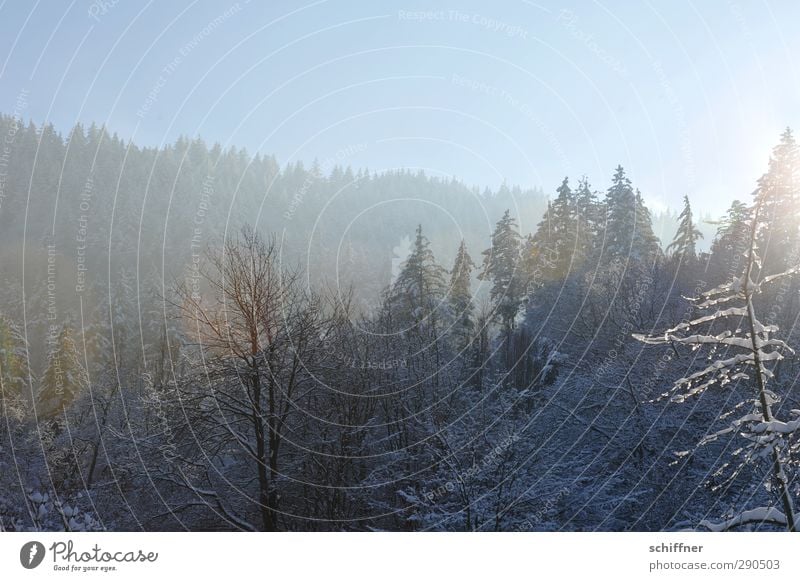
[0,115,549,309]
[0,114,713,314]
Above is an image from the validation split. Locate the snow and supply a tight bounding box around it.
[750,417,800,435]
[699,507,787,531]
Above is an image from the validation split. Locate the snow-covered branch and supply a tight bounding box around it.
[698,507,787,531]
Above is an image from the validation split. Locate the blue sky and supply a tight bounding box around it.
[0,0,798,214]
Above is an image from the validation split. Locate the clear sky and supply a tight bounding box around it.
[0,0,798,214]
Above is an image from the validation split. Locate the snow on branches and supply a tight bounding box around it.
[698,506,788,532]
[634,198,799,531]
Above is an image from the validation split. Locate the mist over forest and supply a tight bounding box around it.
[1,110,799,532]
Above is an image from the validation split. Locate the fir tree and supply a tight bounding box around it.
[390,225,447,327]
[448,240,476,352]
[604,165,638,259]
[529,177,577,281]
[666,194,703,263]
[602,167,660,262]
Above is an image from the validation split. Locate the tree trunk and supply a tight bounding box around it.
[252,361,274,531]
[743,201,796,532]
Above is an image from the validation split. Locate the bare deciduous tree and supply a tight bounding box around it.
[169,227,336,530]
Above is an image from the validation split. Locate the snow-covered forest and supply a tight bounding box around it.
[1,116,800,532]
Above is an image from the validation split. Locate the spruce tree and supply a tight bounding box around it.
[604,165,638,259]
[551,176,577,266]
[755,127,799,274]
[37,324,88,419]
[574,176,600,263]
[0,313,30,420]
[633,189,661,262]
[752,129,800,340]
[708,200,750,284]
[518,233,539,295]
[479,210,523,330]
